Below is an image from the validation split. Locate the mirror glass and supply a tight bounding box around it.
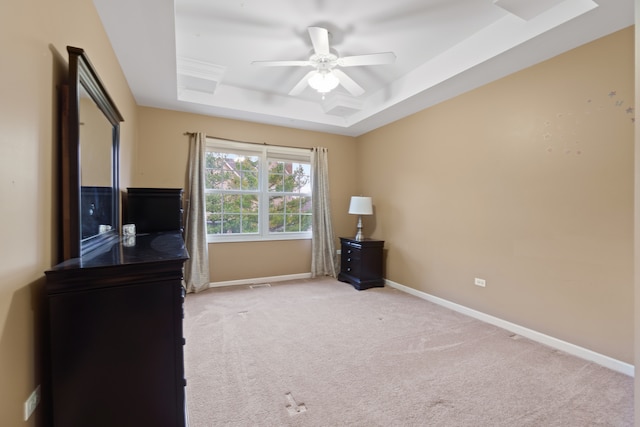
[79,85,115,239]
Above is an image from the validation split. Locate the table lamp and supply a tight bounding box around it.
[348,196,373,241]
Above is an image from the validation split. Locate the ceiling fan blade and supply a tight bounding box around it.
[289,71,315,96]
[337,52,396,67]
[308,27,330,55]
[252,60,311,67]
[332,69,364,97]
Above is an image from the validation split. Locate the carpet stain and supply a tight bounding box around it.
[427,398,453,409]
[285,392,307,416]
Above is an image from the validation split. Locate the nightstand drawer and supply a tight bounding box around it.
[343,248,361,262]
[341,252,359,274]
[343,246,361,255]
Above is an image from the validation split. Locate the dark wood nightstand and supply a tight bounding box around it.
[338,237,385,290]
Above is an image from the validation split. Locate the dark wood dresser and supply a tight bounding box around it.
[338,237,385,290]
[45,231,188,427]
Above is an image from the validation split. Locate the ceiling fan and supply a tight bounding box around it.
[252,27,396,98]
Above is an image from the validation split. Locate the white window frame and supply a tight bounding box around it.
[205,137,312,243]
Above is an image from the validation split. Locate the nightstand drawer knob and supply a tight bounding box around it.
[347,267,351,272]
[347,249,352,254]
[347,257,351,262]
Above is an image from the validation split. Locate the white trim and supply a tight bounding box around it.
[208,273,312,288]
[385,279,635,377]
[207,233,311,244]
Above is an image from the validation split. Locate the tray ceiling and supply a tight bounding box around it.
[93,0,633,136]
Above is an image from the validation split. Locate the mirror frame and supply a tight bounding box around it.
[62,46,124,260]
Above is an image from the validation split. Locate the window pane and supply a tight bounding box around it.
[242,194,259,213]
[242,215,259,233]
[224,194,241,213]
[267,195,313,234]
[268,161,311,193]
[236,157,259,192]
[205,166,234,190]
[269,195,285,213]
[205,152,233,190]
[285,214,300,232]
[237,156,259,172]
[241,171,258,191]
[291,162,311,193]
[205,192,261,235]
[224,214,241,233]
[206,193,222,213]
[300,214,312,231]
[206,152,259,191]
[207,213,222,234]
[268,161,284,192]
[269,213,284,232]
[205,152,226,169]
[300,196,312,214]
[285,195,300,213]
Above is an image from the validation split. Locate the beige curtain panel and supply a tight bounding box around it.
[184,132,210,293]
[311,147,337,277]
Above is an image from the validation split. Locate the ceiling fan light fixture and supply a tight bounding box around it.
[308,70,339,93]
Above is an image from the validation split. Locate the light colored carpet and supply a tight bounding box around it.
[183,277,633,426]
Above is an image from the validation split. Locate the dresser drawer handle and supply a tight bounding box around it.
[347,257,351,262]
[347,267,351,272]
[347,249,352,254]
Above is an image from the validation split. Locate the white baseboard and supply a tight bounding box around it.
[208,272,312,288]
[385,279,635,377]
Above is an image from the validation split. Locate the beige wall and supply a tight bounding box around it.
[1,0,138,425]
[135,107,359,282]
[359,28,634,364]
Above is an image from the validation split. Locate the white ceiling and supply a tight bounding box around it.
[92,0,633,137]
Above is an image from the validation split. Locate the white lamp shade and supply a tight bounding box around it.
[348,196,373,215]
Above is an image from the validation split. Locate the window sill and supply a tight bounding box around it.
[207,233,312,244]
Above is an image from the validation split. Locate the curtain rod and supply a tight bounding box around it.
[183,132,313,151]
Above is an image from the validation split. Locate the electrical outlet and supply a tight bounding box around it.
[24,385,40,421]
[474,278,486,287]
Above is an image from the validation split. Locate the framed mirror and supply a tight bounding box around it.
[61,46,123,260]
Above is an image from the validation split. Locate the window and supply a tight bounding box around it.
[205,138,312,242]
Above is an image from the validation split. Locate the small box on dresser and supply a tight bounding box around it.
[338,237,385,290]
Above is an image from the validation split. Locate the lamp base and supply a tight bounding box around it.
[354,215,364,241]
